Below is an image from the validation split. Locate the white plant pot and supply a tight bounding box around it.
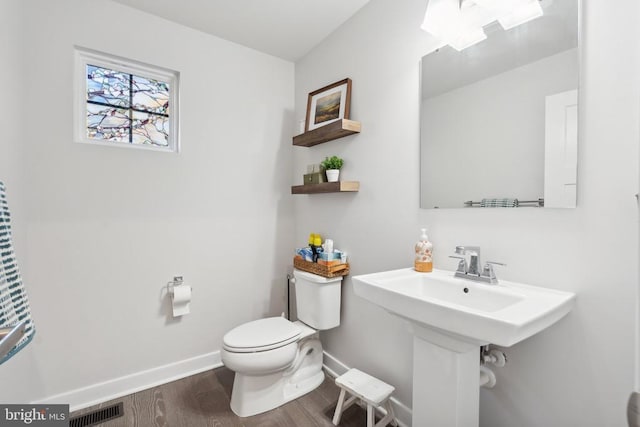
[326,169,340,182]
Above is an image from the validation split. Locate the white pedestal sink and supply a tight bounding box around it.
[352,268,575,427]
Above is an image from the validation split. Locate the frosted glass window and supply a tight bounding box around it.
[75,48,179,152]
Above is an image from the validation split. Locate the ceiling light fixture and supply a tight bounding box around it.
[421,0,544,51]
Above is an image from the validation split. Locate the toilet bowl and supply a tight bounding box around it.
[222,318,324,417]
[221,269,343,417]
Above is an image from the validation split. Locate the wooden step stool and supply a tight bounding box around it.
[332,368,397,427]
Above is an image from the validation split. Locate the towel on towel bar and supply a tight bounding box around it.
[480,198,519,208]
[0,181,35,364]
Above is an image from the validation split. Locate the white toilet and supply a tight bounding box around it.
[221,269,343,417]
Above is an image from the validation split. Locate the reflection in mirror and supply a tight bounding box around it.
[420,0,579,209]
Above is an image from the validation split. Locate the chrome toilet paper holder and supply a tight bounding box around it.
[167,276,191,296]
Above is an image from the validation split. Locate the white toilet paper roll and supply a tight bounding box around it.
[171,285,192,317]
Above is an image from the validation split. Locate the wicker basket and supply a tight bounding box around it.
[293,257,349,278]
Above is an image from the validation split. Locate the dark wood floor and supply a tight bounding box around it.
[70,367,371,427]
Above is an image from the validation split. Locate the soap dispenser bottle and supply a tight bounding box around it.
[415,228,433,272]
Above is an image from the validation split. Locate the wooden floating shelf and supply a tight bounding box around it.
[293,119,361,147]
[291,181,360,194]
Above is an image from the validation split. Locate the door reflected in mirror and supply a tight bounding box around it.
[420,0,579,209]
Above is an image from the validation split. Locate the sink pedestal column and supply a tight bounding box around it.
[411,325,481,427]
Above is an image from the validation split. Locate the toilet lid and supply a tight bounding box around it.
[223,317,301,352]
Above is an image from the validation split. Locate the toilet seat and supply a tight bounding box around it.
[223,317,301,353]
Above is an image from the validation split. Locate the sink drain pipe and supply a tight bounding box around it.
[480,365,497,388]
[480,345,507,389]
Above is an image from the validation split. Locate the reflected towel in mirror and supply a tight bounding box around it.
[480,198,519,207]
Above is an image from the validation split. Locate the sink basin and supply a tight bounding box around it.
[352,268,575,347]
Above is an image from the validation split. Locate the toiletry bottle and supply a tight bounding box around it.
[311,234,323,262]
[415,228,433,272]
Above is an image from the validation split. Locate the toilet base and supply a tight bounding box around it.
[229,338,324,417]
[230,369,324,417]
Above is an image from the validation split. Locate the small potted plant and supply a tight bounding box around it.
[321,156,344,182]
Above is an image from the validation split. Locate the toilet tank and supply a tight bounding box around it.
[293,269,342,330]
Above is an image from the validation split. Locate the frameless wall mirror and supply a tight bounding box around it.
[420,0,579,209]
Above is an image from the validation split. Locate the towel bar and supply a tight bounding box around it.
[464,198,544,207]
[0,321,27,361]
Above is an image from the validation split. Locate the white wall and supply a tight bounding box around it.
[295,0,639,426]
[0,0,25,251]
[421,49,578,208]
[0,0,295,405]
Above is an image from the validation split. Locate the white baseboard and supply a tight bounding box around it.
[32,349,411,425]
[323,351,412,427]
[34,351,222,412]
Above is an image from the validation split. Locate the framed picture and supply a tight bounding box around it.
[305,78,352,132]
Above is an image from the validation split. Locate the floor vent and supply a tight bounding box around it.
[69,402,124,427]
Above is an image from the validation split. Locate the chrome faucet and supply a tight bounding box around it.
[449,246,505,284]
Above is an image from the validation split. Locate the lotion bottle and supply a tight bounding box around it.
[414,228,433,272]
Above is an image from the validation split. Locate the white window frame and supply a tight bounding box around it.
[74,46,180,153]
